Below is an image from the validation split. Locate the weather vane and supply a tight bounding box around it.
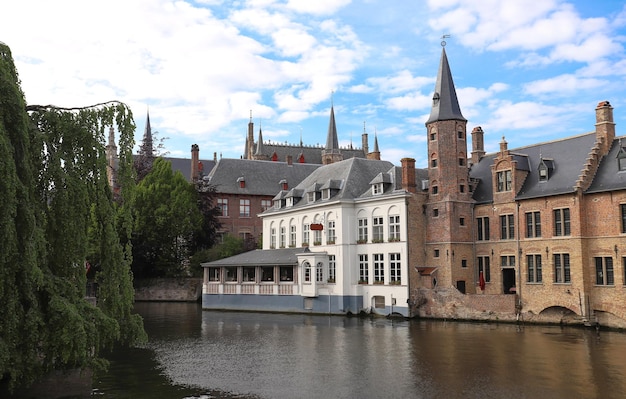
[441,34,450,47]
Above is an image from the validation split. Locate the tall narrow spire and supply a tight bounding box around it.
[253,122,269,161]
[139,109,154,157]
[425,47,466,124]
[255,125,265,156]
[373,131,380,153]
[321,102,343,165]
[325,105,339,150]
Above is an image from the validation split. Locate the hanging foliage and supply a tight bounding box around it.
[0,42,145,391]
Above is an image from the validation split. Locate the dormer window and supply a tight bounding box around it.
[538,164,548,181]
[279,179,288,191]
[372,183,383,195]
[322,189,330,200]
[618,145,626,171]
[496,170,512,192]
[538,158,554,182]
[237,176,245,188]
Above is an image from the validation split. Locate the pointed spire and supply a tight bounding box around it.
[426,47,466,124]
[373,130,380,153]
[140,109,154,157]
[255,124,266,156]
[325,105,339,150]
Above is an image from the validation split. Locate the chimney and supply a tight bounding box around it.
[401,158,417,193]
[471,126,485,164]
[191,144,199,181]
[286,155,293,165]
[213,152,217,162]
[595,100,615,155]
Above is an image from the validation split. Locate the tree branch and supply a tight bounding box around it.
[25,100,126,112]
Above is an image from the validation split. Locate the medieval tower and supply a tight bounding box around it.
[424,47,476,293]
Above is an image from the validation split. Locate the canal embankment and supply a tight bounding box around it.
[133,278,202,302]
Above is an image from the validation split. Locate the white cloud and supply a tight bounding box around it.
[367,70,434,94]
[523,74,607,96]
[285,0,352,16]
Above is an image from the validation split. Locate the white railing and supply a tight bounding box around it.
[204,282,299,295]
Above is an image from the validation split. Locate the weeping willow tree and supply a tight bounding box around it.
[0,42,145,390]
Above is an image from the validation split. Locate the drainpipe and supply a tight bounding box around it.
[515,201,522,315]
[404,196,412,316]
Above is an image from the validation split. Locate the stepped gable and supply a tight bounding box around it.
[204,158,320,196]
[470,133,597,203]
[586,136,626,193]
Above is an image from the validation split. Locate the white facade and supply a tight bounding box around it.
[261,181,411,316]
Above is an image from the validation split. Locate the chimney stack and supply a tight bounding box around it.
[401,158,417,193]
[595,100,615,155]
[471,126,485,164]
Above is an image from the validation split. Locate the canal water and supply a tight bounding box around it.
[92,302,626,399]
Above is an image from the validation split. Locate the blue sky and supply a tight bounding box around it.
[3,0,626,167]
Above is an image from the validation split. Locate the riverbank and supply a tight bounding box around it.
[134,278,202,302]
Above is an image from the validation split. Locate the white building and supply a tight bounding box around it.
[202,157,418,316]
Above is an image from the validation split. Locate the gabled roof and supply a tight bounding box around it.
[470,133,597,203]
[262,157,407,214]
[204,158,320,196]
[587,137,626,193]
[201,247,306,267]
[425,47,466,124]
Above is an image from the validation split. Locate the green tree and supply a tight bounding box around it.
[132,157,203,278]
[0,42,145,390]
[194,234,247,265]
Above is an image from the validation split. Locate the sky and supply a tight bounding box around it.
[3,0,626,167]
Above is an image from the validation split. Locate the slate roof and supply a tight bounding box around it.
[163,156,216,182]
[587,136,626,193]
[425,47,466,124]
[201,247,307,267]
[263,157,411,214]
[470,132,598,203]
[204,158,320,196]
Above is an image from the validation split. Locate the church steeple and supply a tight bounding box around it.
[253,124,269,161]
[325,105,339,150]
[425,47,466,124]
[140,109,154,157]
[321,102,343,165]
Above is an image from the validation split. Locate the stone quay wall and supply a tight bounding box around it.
[134,278,202,302]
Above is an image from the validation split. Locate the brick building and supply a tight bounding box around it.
[412,46,626,328]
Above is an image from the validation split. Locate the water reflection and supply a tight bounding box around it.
[96,303,626,399]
